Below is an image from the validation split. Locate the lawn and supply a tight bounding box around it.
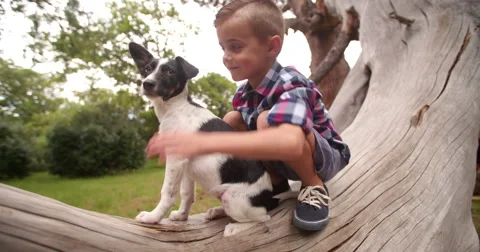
[1,161,219,219]
[472,199,480,233]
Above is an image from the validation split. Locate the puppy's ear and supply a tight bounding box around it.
[129,42,154,74]
[175,56,199,80]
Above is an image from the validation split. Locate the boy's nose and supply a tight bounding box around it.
[223,53,232,63]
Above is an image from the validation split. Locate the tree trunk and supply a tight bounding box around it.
[286,0,351,109]
[1,0,479,251]
[306,27,350,109]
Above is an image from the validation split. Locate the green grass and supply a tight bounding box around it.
[1,161,219,219]
[472,199,480,233]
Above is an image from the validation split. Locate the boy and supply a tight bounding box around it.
[146,0,350,231]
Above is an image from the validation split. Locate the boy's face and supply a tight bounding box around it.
[216,15,272,86]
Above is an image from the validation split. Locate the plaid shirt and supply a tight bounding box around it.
[232,61,350,161]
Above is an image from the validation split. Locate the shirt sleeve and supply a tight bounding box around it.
[266,89,313,134]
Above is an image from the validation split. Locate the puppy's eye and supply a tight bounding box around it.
[167,69,175,75]
[144,66,153,74]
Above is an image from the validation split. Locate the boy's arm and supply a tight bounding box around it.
[203,123,305,161]
[148,123,305,161]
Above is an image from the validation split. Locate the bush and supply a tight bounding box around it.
[0,122,31,179]
[46,103,146,178]
[138,109,159,142]
[113,127,146,170]
[28,136,50,172]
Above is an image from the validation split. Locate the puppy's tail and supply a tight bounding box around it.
[273,191,298,202]
[262,190,297,211]
[208,184,231,197]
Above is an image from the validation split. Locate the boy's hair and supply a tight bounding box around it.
[214,0,285,42]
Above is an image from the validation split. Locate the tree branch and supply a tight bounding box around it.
[284,18,308,34]
[287,0,340,34]
[309,7,359,83]
[281,4,291,12]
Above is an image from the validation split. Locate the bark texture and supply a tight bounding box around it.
[1,0,480,251]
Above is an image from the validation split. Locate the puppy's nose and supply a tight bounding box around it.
[143,80,155,91]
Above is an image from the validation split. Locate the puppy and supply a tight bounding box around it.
[128,42,290,235]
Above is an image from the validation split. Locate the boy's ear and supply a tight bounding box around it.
[128,42,154,74]
[267,35,282,57]
[175,56,199,80]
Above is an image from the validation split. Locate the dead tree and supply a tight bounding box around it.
[283,0,353,108]
[1,0,479,251]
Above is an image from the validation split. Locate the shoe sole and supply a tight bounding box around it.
[293,212,329,231]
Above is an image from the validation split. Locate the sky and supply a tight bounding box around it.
[0,0,361,100]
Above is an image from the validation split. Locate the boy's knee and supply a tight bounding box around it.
[223,111,241,124]
[257,111,270,130]
[223,111,246,131]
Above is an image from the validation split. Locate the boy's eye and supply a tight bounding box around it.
[144,65,153,74]
[231,44,241,52]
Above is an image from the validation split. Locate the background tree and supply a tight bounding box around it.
[189,73,236,118]
[0,122,32,179]
[0,58,64,122]
[1,0,193,101]
[0,58,66,172]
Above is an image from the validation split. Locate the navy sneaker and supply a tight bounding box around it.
[293,185,330,231]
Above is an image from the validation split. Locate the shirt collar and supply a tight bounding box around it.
[241,60,283,99]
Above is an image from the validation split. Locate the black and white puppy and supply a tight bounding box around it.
[128,42,286,235]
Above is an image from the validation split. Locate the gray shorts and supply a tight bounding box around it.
[267,129,348,182]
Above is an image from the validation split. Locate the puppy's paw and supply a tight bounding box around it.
[258,214,271,222]
[205,206,226,221]
[169,210,188,221]
[224,222,256,237]
[135,211,160,224]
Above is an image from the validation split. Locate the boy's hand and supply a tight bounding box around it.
[146,131,207,159]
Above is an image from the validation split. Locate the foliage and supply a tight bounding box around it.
[46,124,146,178]
[46,101,146,178]
[22,102,83,171]
[0,58,68,172]
[138,109,159,141]
[0,122,31,179]
[0,0,51,37]
[188,73,236,118]
[0,58,64,121]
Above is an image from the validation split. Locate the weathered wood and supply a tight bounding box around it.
[327,0,480,251]
[1,0,479,251]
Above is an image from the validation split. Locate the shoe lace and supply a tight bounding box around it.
[298,186,330,209]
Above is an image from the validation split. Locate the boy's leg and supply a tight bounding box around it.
[257,111,331,232]
[256,111,323,186]
[223,111,286,186]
